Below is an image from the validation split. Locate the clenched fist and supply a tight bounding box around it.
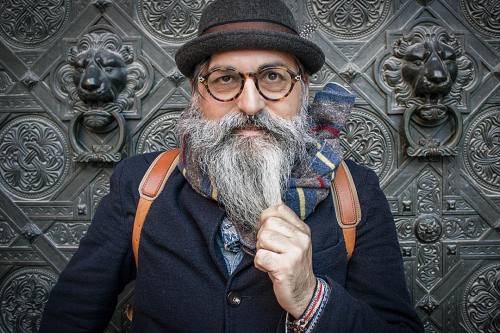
[254,203,316,319]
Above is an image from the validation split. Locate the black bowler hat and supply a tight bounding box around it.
[175,0,325,78]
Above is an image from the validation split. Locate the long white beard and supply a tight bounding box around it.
[176,97,314,240]
[205,131,288,236]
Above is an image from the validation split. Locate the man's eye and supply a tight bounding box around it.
[267,72,278,80]
[215,75,234,84]
[262,70,285,82]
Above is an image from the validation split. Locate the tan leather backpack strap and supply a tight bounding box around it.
[331,160,361,260]
[132,149,180,268]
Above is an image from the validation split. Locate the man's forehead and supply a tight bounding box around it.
[207,49,298,71]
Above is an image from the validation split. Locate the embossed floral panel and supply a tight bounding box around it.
[307,0,391,39]
[0,116,70,199]
[0,0,71,48]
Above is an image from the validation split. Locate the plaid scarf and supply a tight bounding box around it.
[179,83,355,252]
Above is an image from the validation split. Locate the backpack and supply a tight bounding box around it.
[126,148,361,320]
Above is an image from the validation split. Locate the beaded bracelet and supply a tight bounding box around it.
[286,278,327,333]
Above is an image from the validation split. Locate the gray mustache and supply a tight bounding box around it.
[217,111,302,141]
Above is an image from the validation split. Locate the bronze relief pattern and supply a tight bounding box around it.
[339,108,393,180]
[0,116,70,199]
[0,268,57,333]
[137,0,212,42]
[383,24,474,156]
[0,1,497,332]
[463,107,500,192]
[415,167,442,290]
[136,112,180,154]
[91,173,110,218]
[0,221,17,247]
[0,70,14,94]
[0,0,70,48]
[55,30,150,162]
[462,263,500,333]
[45,223,89,248]
[306,0,391,39]
[460,0,500,38]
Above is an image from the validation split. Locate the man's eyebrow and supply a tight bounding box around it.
[207,65,236,72]
[207,62,295,73]
[257,62,292,71]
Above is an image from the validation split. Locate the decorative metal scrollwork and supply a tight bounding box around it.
[59,31,148,162]
[0,70,14,94]
[383,24,474,157]
[0,268,57,333]
[0,0,70,48]
[417,244,441,290]
[69,108,126,163]
[462,264,500,333]
[460,0,500,38]
[463,107,500,192]
[403,104,463,157]
[137,0,212,42]
[137,112,180,154]
[339,108,393,180]
[93,0,112,12]
[339,64,360,84]
[0,116,70,199]
[0,222,16,247]
[20,71,39,90]
[91,173,110,218]
[46,223,89,247]
[417,294,439,314]
[414,213,443,243]
[306,0,391,39]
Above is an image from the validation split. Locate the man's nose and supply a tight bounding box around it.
[236,78,266,116]
[425,53,447,84]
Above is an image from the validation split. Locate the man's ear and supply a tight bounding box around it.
[302,73,310,85]
[191,81,208,100]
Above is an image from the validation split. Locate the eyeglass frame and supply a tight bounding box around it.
[197,66,302,102]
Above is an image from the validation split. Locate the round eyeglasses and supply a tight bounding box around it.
[198,66,302,102]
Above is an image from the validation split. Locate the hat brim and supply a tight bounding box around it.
[175,30,325,78]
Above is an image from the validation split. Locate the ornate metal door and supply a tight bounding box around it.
[0,1,498,332]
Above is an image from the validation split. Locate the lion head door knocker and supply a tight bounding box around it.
[63,32,146,162]
[383,25,474,157]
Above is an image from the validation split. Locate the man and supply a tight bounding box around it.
[40,0,424,332]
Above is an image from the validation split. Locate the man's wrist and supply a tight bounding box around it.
[286,278,328,332]
[290,275,317,319]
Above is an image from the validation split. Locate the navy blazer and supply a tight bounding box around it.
[40,152,424,332]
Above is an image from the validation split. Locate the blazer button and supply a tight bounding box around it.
[227,291,241,306]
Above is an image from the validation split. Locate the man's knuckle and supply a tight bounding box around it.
[260,216,270,228]
[259,230,273,242]
[255,250,265,264]
[266,217,279,228]
[299,232,311,245]
[277,203,288,214]
[260,252,273,266]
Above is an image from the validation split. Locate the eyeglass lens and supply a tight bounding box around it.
[206,68,295,101]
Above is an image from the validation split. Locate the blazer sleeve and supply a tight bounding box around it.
[311,167,424,333]
[39,160,137,332]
